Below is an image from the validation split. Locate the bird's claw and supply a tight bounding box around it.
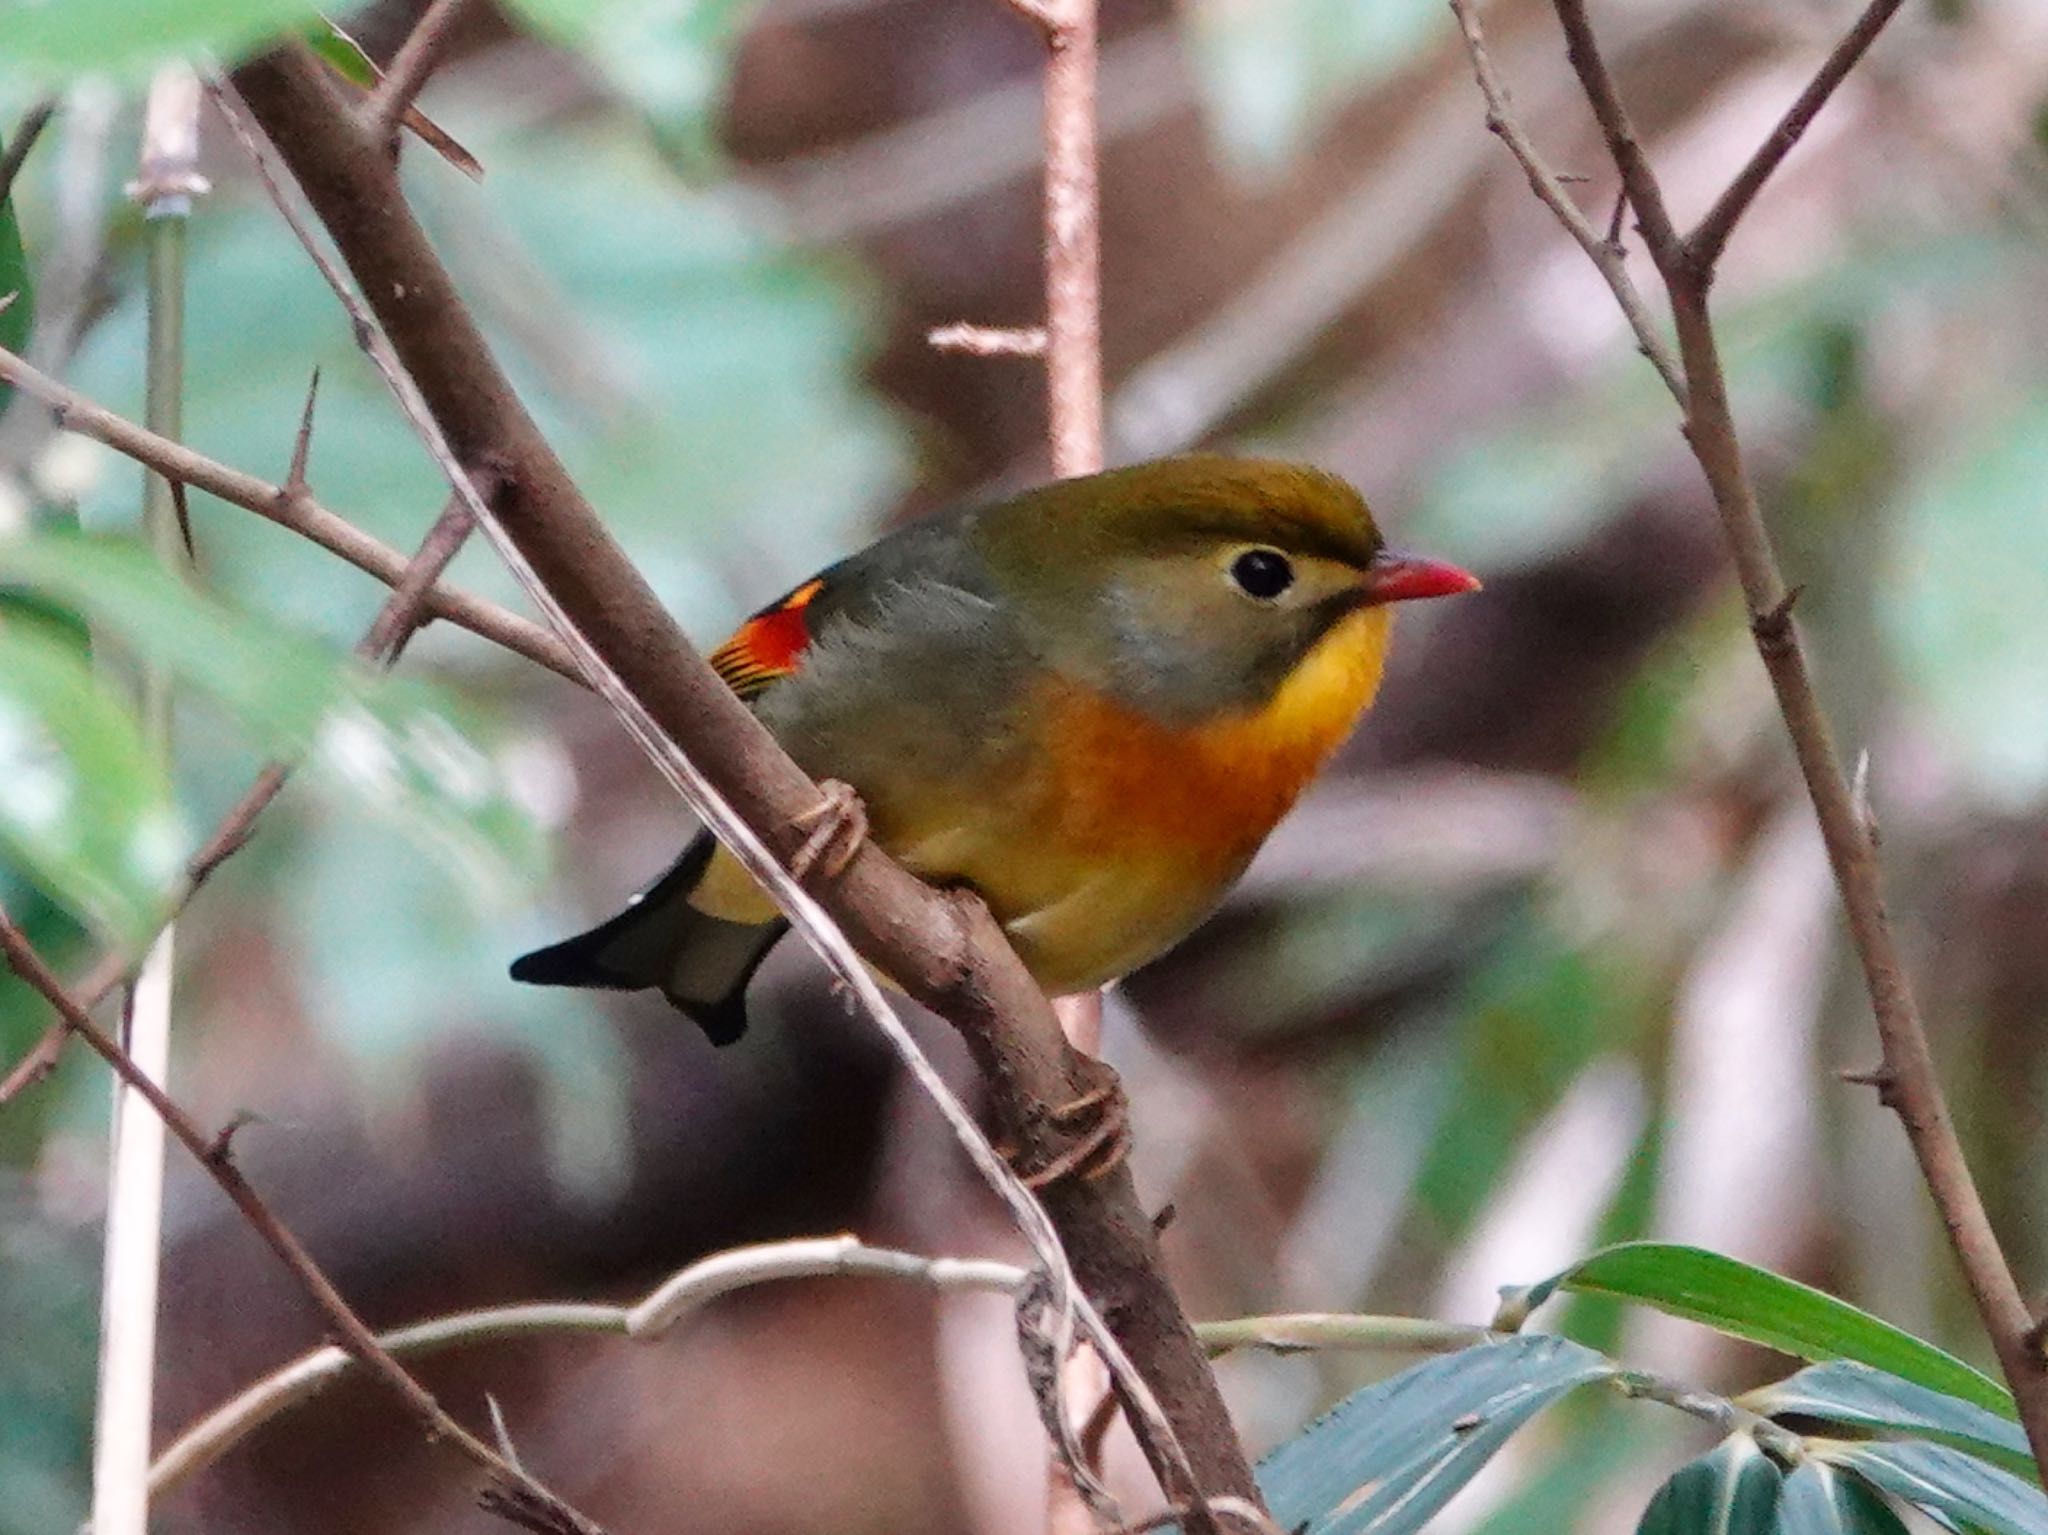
[1014,1079,1131,1190]
[789,779,868,884]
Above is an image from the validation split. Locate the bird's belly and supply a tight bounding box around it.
[893,818,1244,995]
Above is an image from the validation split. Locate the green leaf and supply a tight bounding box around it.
[0,0,316,78]
[0,535,542,894]
[0,132,32,418]
[1775,1463,1911,1535]
[1745,1362,2035,1480]
[1182,0,1441,168]
[0,622,184,946]
[1514,1244,2011,1419]
[1257,1334,1617,1535]
[1635,1434,1782,1535]
[1819,1441,2048,1535]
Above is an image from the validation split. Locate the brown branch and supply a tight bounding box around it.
[229,37,1257,1513]
[0,343,579,682]
[1445,0,1684,404]
[1026,0,1104,479]
[362,0,473,143]
[0,911,608,1535]
[0,488,487,1104]
[1529,0,2048,1482]
[1686,0,1906,274]
[1549,0,1685,279]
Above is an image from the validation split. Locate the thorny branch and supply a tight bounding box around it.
[227,14,1252,1514]
[362,0,473,143]
[0,486,491,1102]
[0,342,579,682]
[0,913,609,1535]
[1458,0,2048,1481]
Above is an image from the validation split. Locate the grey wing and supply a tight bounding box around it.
[754,537,1036,837]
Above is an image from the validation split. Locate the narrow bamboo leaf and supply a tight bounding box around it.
[0,535,542,893]
[1745,1361,2035,1480]
[1257,1334,1617,1535]
[1820,1440,2048,1535]
[1775,1463,1911,1535]
[0,623,184,946]
[1635,1435,1782,1535]
[0,129,32,417]
[1522,1244,2010,1418]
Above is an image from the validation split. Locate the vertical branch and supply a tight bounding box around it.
[1459,0,2048,1480]
[90,64,208,1535]
[1037,0,1103,480]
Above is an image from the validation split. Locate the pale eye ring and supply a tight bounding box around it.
[1229,547,1295,602]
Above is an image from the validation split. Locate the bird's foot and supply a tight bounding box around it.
[1016,1078,1131,1190]
[789,779,868,884]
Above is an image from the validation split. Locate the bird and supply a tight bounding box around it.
[512,455,1478,1045]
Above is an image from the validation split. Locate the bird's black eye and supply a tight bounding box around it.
[1229,547,1295,601]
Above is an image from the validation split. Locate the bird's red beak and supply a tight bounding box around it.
[1360,548,1482,605]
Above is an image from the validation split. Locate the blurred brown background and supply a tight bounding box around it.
[6,0,2048,1530]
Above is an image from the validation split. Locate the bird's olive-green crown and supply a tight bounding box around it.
[969,456,1389,725]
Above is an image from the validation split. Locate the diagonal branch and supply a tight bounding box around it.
[362,0,474,144]
[1446,0,1684,405]
[1549,0,1686,278]
[230,35,1252,1513]
[1686,0,1907,274]
[1515,0,2048,1483]
[0,342,579,681]
[0,487,489,1103]
[0,910,610,1535]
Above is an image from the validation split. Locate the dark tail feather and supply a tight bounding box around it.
[511,834,789,1046]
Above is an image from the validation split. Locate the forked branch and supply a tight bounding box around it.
[1454,0,2048,1479]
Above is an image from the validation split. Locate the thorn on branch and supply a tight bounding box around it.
[170,479,197,562]
[1750,584,1805,657]
[1840,1062,1901,1108]
[285,366,321,495]
[1605,185,1629,252]
[2024,1312,2048,1364]
[204,1108,266,1166]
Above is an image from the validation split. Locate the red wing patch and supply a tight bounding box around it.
[710,578,826,701]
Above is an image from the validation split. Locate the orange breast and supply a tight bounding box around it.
[1034,604,1394,874]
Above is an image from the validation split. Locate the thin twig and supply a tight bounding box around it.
[1445,0,1684,404]
[0,96,56,207]
[927,321,1047,356]
[0,343,579,681]
[1548,0,1685,276]
[1532,0,2048,1483]
[151,1235,1028,1503]
[1686,0,1906,274]
[0,912,609,1535]
[363,0,473,144]
[1195,1314,1494,1358]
